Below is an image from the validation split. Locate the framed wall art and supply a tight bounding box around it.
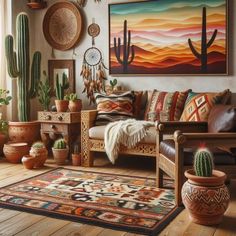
[109,0,228,75]
[48,59,75,96]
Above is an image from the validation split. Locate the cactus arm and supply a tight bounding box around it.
[126,30,131,62]
[114,38,123,64]
[128,45,135,64]
[5,35,19,78]
[207,29,218,48]
[29,51,41,98]
[123,20,127,65]
[55,74,60,99]
[188,38,201,60]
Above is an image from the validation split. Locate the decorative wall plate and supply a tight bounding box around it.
[43,2,83,51]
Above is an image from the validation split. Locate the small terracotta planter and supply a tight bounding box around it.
[52,148,68,165]
[68,100,82,112]
[72,153,81,166]
[22,155,36,169]
[29,147,48,168]
[182,169,230,225]
[55,100,69,112]
[3,142,30,163]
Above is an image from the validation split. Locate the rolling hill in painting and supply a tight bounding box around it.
[109,0,227,74]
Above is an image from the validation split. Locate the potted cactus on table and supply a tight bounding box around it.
[65,93,82,112]
[5,12,41,144]
[181,147,230,225]
[52,138,68,165]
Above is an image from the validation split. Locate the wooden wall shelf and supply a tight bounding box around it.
[27,2,47,10]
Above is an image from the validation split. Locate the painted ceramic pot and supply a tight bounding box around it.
[3,142,30,163]
[22,155,36,169]
[8,121,40,145]
[182,169,230,225]
[55,100,69,112]
[52,148,68,165]
[29,147,48,168]
[68,100,82,112]
[72,153,81,166]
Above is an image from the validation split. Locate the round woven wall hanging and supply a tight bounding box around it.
[43,2,83,51]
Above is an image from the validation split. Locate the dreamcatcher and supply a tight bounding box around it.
[80,19,107,104]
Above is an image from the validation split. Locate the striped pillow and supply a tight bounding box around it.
[95,91,135,125]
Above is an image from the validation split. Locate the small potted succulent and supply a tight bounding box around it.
[38,71,51,111]
[29,141,48,168]
[55,73,69,112]
[65,93,82,112]
[71,143,81,166]
[52,138,68,165]
[181,147,230,225]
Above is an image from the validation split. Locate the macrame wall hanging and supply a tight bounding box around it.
[80,19,107,104]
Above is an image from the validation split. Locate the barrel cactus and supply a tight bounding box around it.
[194,147,214,177]
[5,13,41,122]
[53,139,67,149]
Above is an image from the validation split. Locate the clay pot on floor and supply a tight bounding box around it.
[55,100,69,112]
[68,100,82,112]
[72,153,81,166]
[0,132,8,156]
[29,146,48,168]
[3,142,30,163]
[8,121,40,145]
[22,155,36,169]
[52,148,68,165]
[181,169,230,225]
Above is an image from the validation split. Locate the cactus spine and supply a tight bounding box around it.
[55,73,69,100]
[114,20,135,73]
[5,13,41,122]
[188,7,217,73]
[194,148,214,177]
[53,139,67,149]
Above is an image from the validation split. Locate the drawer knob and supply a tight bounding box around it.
[45,115,51,120]
[57,116,63,121]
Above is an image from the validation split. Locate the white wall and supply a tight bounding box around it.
[12,0,236,119]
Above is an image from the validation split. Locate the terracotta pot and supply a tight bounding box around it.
[68,100,82,112]
[52,148,68,165]
[72,153,81,166]
[3,142,30,163]
[22,155,36,170]
[8,121,40,145]
[0,132,8,155]
[55,100,69,112]
[182,169,230,225]
[29,147,48,168]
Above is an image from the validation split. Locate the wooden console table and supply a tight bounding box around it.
[38,111,81,156]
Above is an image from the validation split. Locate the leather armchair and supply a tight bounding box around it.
[156,105,236,206]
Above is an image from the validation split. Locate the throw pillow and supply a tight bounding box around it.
[144,90,190,121]
[95,91,134,125]
[180,90,230,122]
[133,91,143,120]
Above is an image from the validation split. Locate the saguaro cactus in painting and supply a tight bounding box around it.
[188,7,218,73]
[5,13,41,122]
[114,20,135,73]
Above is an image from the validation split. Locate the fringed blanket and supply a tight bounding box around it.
[104,119,155,164]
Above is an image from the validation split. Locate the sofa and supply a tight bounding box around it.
[81,89,232,167]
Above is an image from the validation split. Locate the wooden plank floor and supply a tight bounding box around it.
[0,155,235,236]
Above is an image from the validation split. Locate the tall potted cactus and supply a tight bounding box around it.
[181,147,230,225]
[5,12,41,144]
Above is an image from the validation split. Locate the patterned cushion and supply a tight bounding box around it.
[144,90,190,121]
[133,91,143,120]
[180,90,230,122]
[95,91,134,125]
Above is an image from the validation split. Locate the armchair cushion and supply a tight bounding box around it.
[144,90,190,121]
[208,105,236,133]
[95,91,135,125]
[180,89,230,122]
[160,139,236,165]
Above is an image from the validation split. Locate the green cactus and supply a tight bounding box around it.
[5,13,41,122]
[32,141,45,149]
[110,79,117,90]
[55,73,69,100]
[194,147,214,177]
[188,7,217,73]
[114,20,135,73]
[53,138,67,149]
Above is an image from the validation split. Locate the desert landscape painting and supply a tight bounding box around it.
[109,0,227,75]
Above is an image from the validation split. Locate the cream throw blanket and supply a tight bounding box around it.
[104,119,155,164]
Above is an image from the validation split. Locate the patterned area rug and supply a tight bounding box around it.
[0,168,182,235]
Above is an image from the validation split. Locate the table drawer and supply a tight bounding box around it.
[41,123,68,133]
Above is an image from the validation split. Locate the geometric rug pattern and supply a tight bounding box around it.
[0,168,182,235]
